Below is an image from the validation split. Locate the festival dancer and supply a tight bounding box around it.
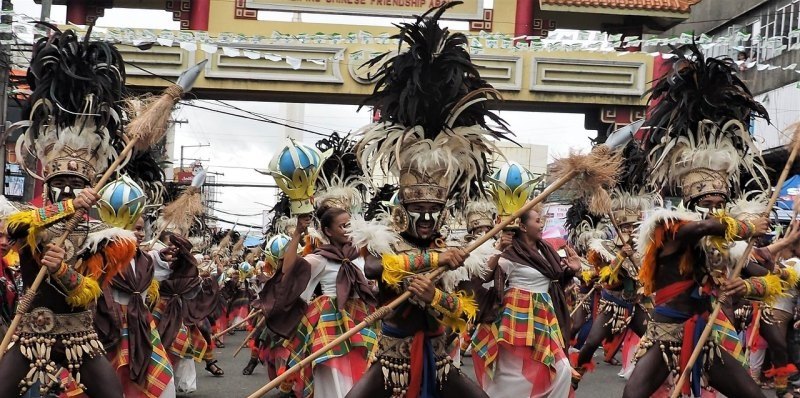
[563,198,607,346]
[0,28,137,397]
[472,161,592,397]
[261,132,392,398]
[94,195,176,398]
[151,232,222,392]
[345,4,509,397]
[0,198,21,339]
[572,190,657,386]
[736,214,800,398]
[242,235,289,378]
[622,44,782,398]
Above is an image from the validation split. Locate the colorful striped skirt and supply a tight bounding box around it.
[282,296,377,398]
[472,287,572,397]
[108,306,175,398]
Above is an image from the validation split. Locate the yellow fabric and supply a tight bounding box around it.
[65,276,102,308]
[381,254,413,289]
[147,279,160,305]
[598,265,620,285]
[580,269,595,283]
[3,250,19,269]
[6,210,39,252]
[6,200,75,252]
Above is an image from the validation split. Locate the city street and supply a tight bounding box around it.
[186,332,627,397]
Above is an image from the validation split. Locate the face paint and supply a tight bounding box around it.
[406,209,441,239]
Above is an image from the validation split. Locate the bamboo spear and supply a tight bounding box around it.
[235,316,266,358]
[0,60,207,360]
[213,309,263,339]
[671,125,800,397]
[246,144,625,398]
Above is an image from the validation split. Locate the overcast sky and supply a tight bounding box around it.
[10,0,595,232]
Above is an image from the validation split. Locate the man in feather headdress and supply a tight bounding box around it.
[0,29,137,397]
[572,188,657,387]
[345,3,508,397]
[622,45,791,398]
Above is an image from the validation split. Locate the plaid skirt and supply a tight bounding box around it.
[472,287,567,380]
[283,295,377,398]
[152,300,208,362]
[108,305,175,398]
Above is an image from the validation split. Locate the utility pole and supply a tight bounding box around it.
[179,143,210,170]
[40,0,52,23]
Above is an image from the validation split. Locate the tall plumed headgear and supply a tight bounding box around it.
[464,199,496,234]
[97,175,147,229]
[564,198,609,254]
[355,2,512,236]
[268,140,332,215]
[642,44,769,205]
[14,28,125,186]
[264,234,291,270]
[610,189,660,225]
[314,133,367,216]
[489,161,540,229]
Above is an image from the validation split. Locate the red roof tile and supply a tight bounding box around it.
[540,0,700,14]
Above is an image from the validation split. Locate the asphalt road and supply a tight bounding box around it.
[181,331,627,398]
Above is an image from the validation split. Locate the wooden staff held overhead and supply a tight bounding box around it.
[246,143,627,398]
[671,124,800,397]
[0,60,208,360]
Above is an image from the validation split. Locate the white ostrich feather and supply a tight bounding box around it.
[439,239,498,292]
[346,215,398,255]
[635,208,700,256]
[80,226,136,254]
[588,238,616,262]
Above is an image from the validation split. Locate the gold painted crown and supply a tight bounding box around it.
[16,116,116,183]
[398,165,449,205]
[464,200,496,233]
[680,168,729,204]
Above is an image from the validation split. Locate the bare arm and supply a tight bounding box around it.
[281,215,311,275]
[364,253,382,280]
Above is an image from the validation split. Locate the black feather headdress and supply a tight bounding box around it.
[16,27,126,183]
[355,2,513,207]
[365,184,398,222]
[314,132,369,215]
[564,198,608,254]
[641,43,769,202]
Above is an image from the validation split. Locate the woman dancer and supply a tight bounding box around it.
[473,207,580,397]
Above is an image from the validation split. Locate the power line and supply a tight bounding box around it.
[208,206,265,217]
[123,60,341,138]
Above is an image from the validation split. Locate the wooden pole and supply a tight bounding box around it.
[0,136,140,360]
[235,316,265,358]
[746,304,761,351]
[570,285,597,317]
[671,137,800,397]
[246,170,579,398]
[213,309,262,340]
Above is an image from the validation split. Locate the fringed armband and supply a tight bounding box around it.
[429,289,476,334]
[51,262,101,307]
[779,267,800,289]
[743,274,787,306]
[381,252,440,288]
[7,200,75,251]
[61,271,101,308]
